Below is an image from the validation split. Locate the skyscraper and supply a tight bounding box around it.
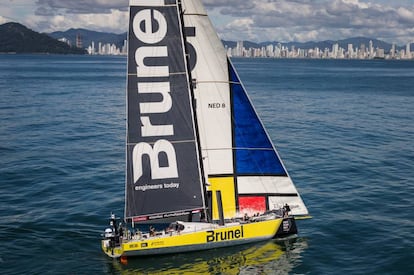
[390,43,396,58]
[332,43,339,58]
[360,44,366,58]
[236,41,244,57]
[406,43,412,59]
[347,44,354,58]
[369,40,374,58]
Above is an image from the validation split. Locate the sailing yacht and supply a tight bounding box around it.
[102,0,309,259]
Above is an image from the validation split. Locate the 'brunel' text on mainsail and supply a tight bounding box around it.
[131,5,179,184]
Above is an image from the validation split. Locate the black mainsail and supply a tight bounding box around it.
[125,1,205,222]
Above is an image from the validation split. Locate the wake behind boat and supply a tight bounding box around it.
[102,0,309,259]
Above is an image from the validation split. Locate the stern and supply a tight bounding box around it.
[274,217,298,238]
[101,239,123,258]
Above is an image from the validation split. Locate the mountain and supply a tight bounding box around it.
[49,29,127,49]
[223,40,261,49]
[335,37,394,51]
[0,22,86,54]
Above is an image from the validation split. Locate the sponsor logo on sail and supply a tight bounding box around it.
[131,4,178,184]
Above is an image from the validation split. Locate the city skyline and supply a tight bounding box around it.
[0,0,413,45]
[50,26,412,59]
[228,40,413,60]
[77,37,412,60]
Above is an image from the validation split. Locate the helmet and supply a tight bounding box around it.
[104,228,114,238]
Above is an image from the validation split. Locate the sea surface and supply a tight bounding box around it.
[0,55,413,274]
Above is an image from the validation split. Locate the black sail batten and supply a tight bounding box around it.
[125,1,206,222]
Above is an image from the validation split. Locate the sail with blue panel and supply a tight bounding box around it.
[182,1,308,219]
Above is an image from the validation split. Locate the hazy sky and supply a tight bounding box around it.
[1,0,413,45]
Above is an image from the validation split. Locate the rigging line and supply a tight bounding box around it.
[239,193,299,197]
[201,147,233,151]
[202,147,275,151]
[195,80,241,85]
[183,13,208,17]
[127,139,197,146]
[169,71,187,76]
[0,14,21,22]
[234,147,274,151]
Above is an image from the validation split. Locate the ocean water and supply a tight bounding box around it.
[0,55,413,274]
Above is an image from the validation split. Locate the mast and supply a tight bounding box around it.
[178,0,210,222]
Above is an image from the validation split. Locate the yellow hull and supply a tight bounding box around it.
[102,218,283,258]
